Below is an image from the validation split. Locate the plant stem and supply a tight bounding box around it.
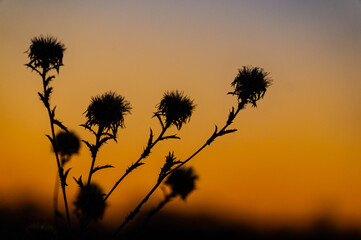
[112,104,243,236]
[143,192,176,226]
[104,124,169,202]
[53,171,59,226]
[41,70,71,228]
[112,179,164,238]
[79,127,102,237]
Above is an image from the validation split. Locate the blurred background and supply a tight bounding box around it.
[1,0,361,236]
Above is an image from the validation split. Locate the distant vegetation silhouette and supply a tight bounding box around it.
[25,35,272,239]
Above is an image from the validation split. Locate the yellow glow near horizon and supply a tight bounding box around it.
[1,0,361,228]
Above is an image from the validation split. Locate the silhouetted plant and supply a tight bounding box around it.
[25,35,72,227]
[113,66,271,236]
[228,66,271,108]
[52,131,80,225]
[77,91,131,234]
[154,90,195,130]
[74,182,107,222]
[104,90,195,202]
[144,167,198,225]
[54,131,81,165]
[165,166,198,200]
[25,35,272,238]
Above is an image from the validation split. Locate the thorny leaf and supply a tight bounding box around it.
[82,140,97,159]
[45,75,55,87]
[126,162,145,174]
[154,114,165,130]
[98,136,114,148]
[73,176,84,189]
[45,87,53,99]
[61,168,71,187]
[51,106,56,119]
[46,134,55,149]
[141,129,154,159]
[206,125,218,145]
[25,63,41,75]
[92,165,115,174]
[227,107,236,125]
[148,128,153,146]
[159,134,180,141]
[218,129,237,137]
[53,119,69,133]
[80,124,96,135]
[38,92,48,107]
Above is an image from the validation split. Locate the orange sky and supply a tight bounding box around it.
[1,0,361,229]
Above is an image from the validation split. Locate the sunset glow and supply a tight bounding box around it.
[1,0,361,233]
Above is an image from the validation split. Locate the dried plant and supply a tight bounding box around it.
[76,91,131,234]
[144,167,198,225]
[154,90,195,130]
[26,35,272,239]
[74,183,107,222]
[113,66,271,236]
[104,90,195,202]
[52,131,80,225]
[25,35,72,227]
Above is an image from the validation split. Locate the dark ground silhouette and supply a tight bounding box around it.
[1,202,361,240]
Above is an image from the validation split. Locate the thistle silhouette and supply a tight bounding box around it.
[74,183,107,222]
[54,131,81,165]
[25,35,72,227]
[52,131,80,225]
[104,90,195,202]
[78,91,131,234]
[228,66,271,109]
[113,66,272,236]
[144,167,198,225]
[155,90,195,130]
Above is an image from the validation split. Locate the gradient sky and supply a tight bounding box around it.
[1,0,361,229]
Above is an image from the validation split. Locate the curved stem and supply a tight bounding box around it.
[112,105,243,236]
[143,192,176,226]
[42,70,71,228]
[112,180,163,238]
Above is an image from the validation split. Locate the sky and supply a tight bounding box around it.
[1,0,361,229]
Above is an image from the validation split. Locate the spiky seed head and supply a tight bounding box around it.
[229,66,272,107]
[155,90,195,130]
[53,131,80,160]
[165,167,198,200]
[84,91,131,134]
[74,183,106,221]
[26,35,65,73]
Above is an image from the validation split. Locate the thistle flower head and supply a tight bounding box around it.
[155,90,195,130]
[165,167,198,200]
[26,35,65,73]
[54,131,80,162]
[74,183,106,221]
[228,66,272,107]
[84,91,131,134]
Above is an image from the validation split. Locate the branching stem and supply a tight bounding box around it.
[112,103,244,237]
